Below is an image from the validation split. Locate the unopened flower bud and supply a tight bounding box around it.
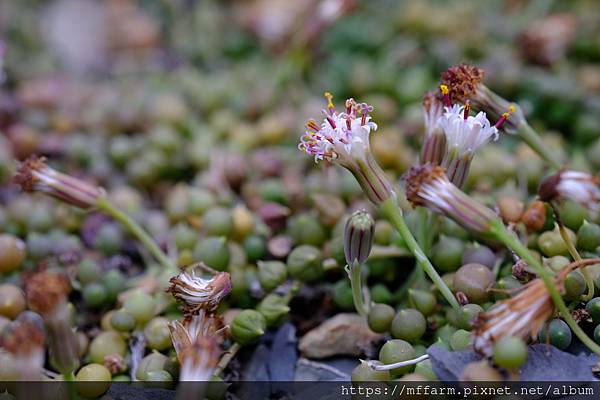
[230,309,266,346]
[257,261,287,292]
[256,294,290,327]
[344,210,375,266]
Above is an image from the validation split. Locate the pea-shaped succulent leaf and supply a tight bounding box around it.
[231,310,266,345]
[432,236,464,272]
[286,245,323,282]
[378,339,416,376]
[450,329,472,351]
[408,289,437,316]
[193,237,231,271]
[538,318,572,350]
[391,309,426,342]
[367,303,395,333]
[493,336,528,370]
[453,263,494,304]
[257,261,287,292]
[75,363,112,398]
[351,361,390,382]
[577,221,600,251]
[257,294,290,327]
[587,298,600,324]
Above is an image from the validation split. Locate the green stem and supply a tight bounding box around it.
[347,261,369,316]
[556,222,593,301]
[64,371,77,400]
[380,198,460,311]
[97,197,175,270]
[214,342,241,377]
[517,122,562,170]
[490,220,600,355]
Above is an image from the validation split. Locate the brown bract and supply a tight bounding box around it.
[440,64,485,104]
[25,271,70,315]
[2,318,45,357]
[537,171,563,203]
[13,154,47,193]
[404,164,446,207]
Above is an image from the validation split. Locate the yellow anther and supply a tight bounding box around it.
[439,85,449,95]
[324,92,334,109]
[502,112,510,119]
[508,104,517,113]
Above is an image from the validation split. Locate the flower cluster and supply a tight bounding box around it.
[14,155,105,209]
[299,93,394,204]
[539,170,600,214]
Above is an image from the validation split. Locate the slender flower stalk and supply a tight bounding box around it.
[438,103,499,188]
[299,93,459,311]
[440,64,562,169]
[25,271,80,376]
[344,210,375,316]
[14,156,175,270]
[420,92,446,166]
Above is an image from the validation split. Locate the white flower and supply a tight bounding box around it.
[440,104,499,158]
[299,95,377,165]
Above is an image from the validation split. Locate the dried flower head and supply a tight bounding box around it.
[25,270,71,316]
[2,312,46,380]
[473,278,554,357]
[440,64,524,133]
[404,164,499,235]
[420,92,447,165]
[14,155,105,209]
[439,104,499,187]
[299,93,394,204]
[169,310,223,381]
[167,264,232,314]
[538,170,600,214]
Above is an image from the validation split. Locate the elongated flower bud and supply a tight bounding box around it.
[420,92,446,165]
[298,93,395,205]
[404,164,499,236]
[14,155,105,209]
[440,64,525,133]
[25,271,80,374]
[538,170,600,214]
[344,210,375,265]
